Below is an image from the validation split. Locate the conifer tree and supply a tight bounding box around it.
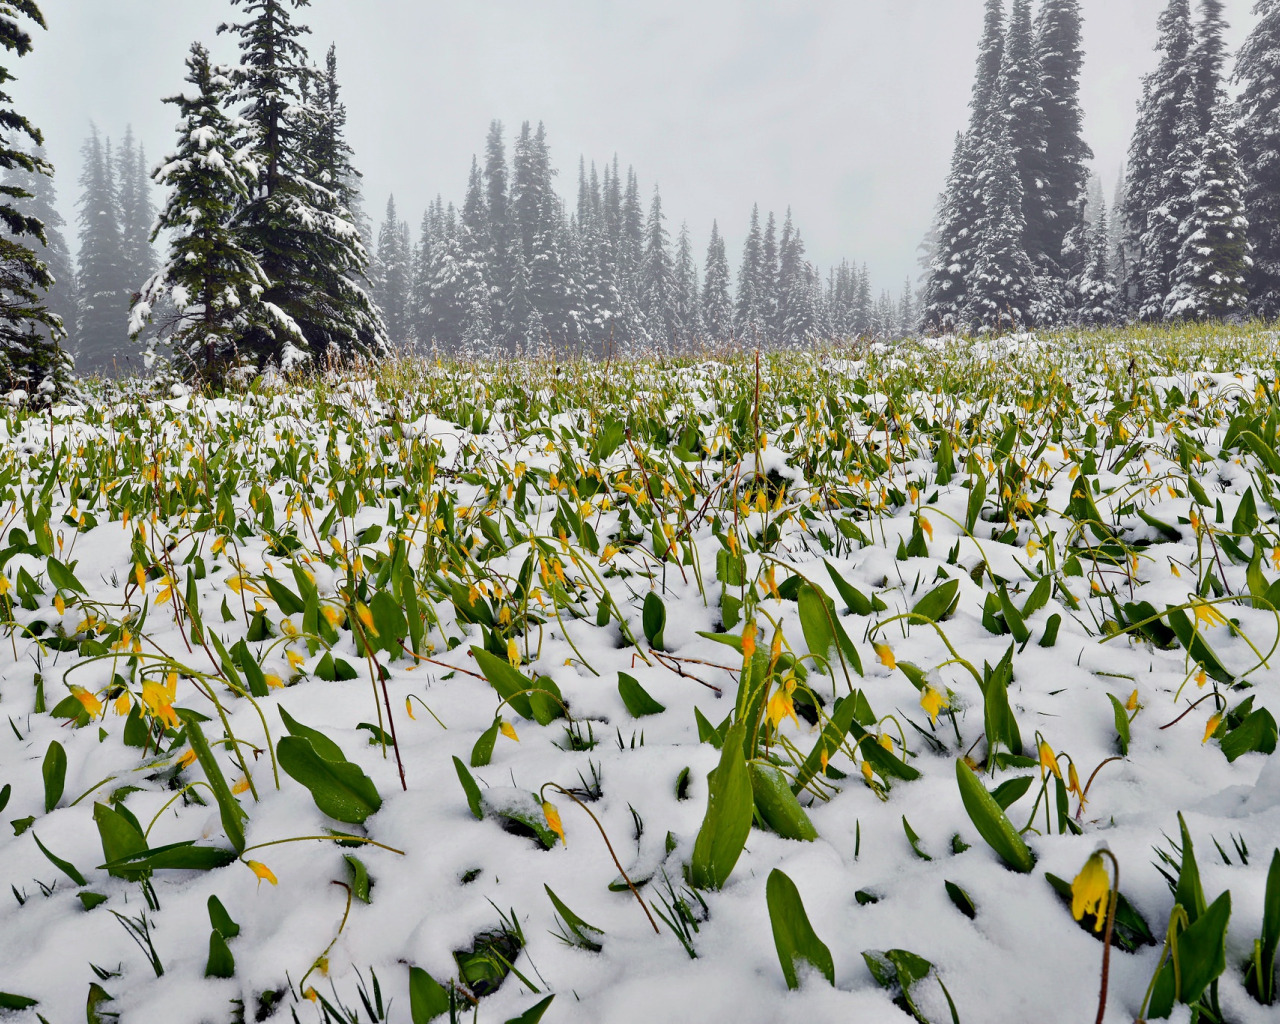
[117,126,157,287]
[673,221,701,346]
[638,186,677,349]
[1073,191,1118,325]
[374,195,411,345]
[76,128,131,374]
[1165,111,1251,319]
[701,220,732,342]
[760,211,780,335]
[999,0,1051,270]
[129,43,268,381]
[220,0,387,369]
[1123,0,1195,319]
[735,204,765,340]
[965,123,1037,331]
[777,210,815,344]
[0,0,68,388]
[1190,0,1229,134]
[1234,0,1280,315]
[1034,0,1092,275]
[2,145,74,353]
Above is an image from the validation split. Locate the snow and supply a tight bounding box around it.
[1,337,1279,1022]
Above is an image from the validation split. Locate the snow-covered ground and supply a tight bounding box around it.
[1,332,1279,1023]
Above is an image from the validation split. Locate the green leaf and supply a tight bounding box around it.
[1173,812,1206,924]
[966,471,987,534]
[78,891,108,911]
[86,983,114,1024]
[453,756,484,820]
[46,556,87,595]
[0,783,9,815]
[642,591,667,650]
[545,884,604,952]
[750,763,817,841]
[824,559,876,616]
[471,719,501,768]
[980,644,1022,757]
[1221,708,1279,762]
[690,721,753,890]
[1148,891,1232,1017]
[504,995,555,1024]
[278,706,347,763]
[99,840,237,873]
[408,966,451,1023]
[32,832,87,886]
[1234,487,1260,535]
[996,586,1029,645]
[991,775,1034,810]
[617,672,666,717]
[92,802,148,880]
[793,692,861,794]
[955,760,1036,873]
[0,992,38,1010]
[208,895,240,939]
[205,930,236,979]
[262,575,305,615]
[471,646,535,720]
[277,736,382,825]
[344,855,372,904]
[944,880,976,920]
[852,721,920,781]
[1107,693,1131,756]
[42,739,65,813]
[371,590,408,653]
[1044,873,1155,953]
[902,816,931,861]
[767,868,835,989]
[177,710,246,854]
[1246,849,1280,1004]
[911,578,959,623]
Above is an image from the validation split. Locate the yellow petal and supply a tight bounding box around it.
[232,774,251,795]
[71,686,103,717]
[1203,713,1223,744]
[741,622,757,661]
[920,685,947,725]
[506,637,520,667]
[264,674,284,689]
[179,748,198,768]
[860,760,874,784]
[919,516,933,541]
[247,860,277,886]
[135,564,147,590]
[542,801,565,846]
[405,697,416,720]
[1038,741,1062,780]
[1070,853,1110,931]
[874,643,896,671]
[356,602,377,636]
[53,593,66,615]
[500,720,519,742]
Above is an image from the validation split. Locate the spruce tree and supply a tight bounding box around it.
[220,0,387,369]
[1034,0,1092,275]
[735,205,765,341]
[701,220,732,342]
[1233,0,1280,314]
[673,221,701,346]
[76,128,131,374]
[638,186,677,349]
[760,211,779,335]
[1165,111,1251,319]
[129,43,269,381]
[1123,0,1195,319]
[2,145,74,353]
[965,123,1037,331]
[999,0,1051,270]
[0,0,68,388]
[1190,0,1229,134]
[1073,192,1118,325]
[777,210,815,345]
[374,195,411,345]
[117,126,158,287]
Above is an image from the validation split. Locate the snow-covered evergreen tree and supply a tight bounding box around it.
[777,210,815,345]
[2,145,74,353]
[965,123,1037,331]
[0,0,69,388]
[1165,110,1251,320]
[1234,0,1280,315]
[220,0,387,369]
[638,187,677,349]
[374,195,412,346]
[673,221,701,347]
[735,204,765,340]
[117,126,157,289]
[1000,0,1051,269]
[1123,0,1195,319]
[129,43,269,381]
[1073,191,1118,325]
[76,128,130,374]
[701,220,732,343]
[1034,0,1092,276]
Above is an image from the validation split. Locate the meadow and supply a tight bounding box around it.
[1,326,1279,1023]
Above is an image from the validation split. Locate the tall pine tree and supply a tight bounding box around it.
[76,128,131,374]
[1234,0,1280,315]
[701,220,732,343]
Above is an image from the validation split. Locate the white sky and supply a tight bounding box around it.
[14,0,1255,292]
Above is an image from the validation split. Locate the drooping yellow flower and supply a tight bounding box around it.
[600,544,619,564]
[286,649,306,672]
[500,720,519,743]
[404,697,416,720]
[71,685,103,717]
[873,643,896,671]
[766,679,799,730]
[542,801,565,846]
[920,685,947,724]
[506,637,520,668]
[1193,601,1227,628]
[140,680,178,729]
[1203,712,1223,744]
[247,860,277,886]
[860,760,874,784]
[0,575,10,596]
[1068,762,1083,800]
[919,516,933,541]
[232,774,251,795]
[355,602,377,636]
[322,605,345,629]
[1038,741,1062,780]
[135,564,147,590]
[1070,852,1110,931]
[1195,668,1208,688]
[1026,537,1042,558]
[114,691,131,716]
[53,592,66,615]
[1126,689,1140,711]
[264,674,284,689]
[741,622,758,661]
[878,733,894,752]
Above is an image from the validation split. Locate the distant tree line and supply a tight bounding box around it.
[924,0,1279,333]
[366,123,909,358]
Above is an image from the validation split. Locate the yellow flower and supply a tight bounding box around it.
[1272,547,1280,572]
[860,760,874,784]
[0,574,9,596]
[506,637,520,668]
[1203,712,1223,744]
[873,643,896,671]
[542,801,565,846]
[141,681,178,729]
[355,602,377,636]
[878,733,893,752]
[232,774,251,795]
[247,860,277,886]
[1026,537,1041,558]
[600,544,619,564]
[155,577,174,606]
[53,593,66,615]
[919,516,933,541]
[1126,689,1140,711]
[178,748,198,769]
[1193,601,1227,628]
[1195,668,1208,688]
[280,618,298,637]
[500,720,519,742]
[1070,852,1110,931]
[135,564,147,590]
[286,649,306,672]
[1067,762,1083,800]
[322,605,345,629]
[766,679,799,729]
[264,674,284,689]
[405,697,416,720]
[741,622,757,661]
[114,691,131,716]
[920,685,947,724]
[1038,741,1062,780]
[71,685,103,717]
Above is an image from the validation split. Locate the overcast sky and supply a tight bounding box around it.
[13,0,1256,293]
